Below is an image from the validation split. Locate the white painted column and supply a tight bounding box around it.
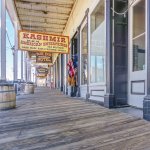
[27,61,31,82]
[53,64,56,88]
[13,22,18,81]
[21,51,23,80]
[64,54,67,94]
[86,9,90,99]
[59,55,61,89]
[55,59,58,88]
[25,52,31,82]
[0,0,6,80]
[24,52,28,82]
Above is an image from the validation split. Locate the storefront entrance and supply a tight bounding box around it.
[113,0,128,106]
[128,0,146,108]
[70,33,78,97]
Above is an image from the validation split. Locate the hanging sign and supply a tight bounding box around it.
[36,74,47,78]
[36,67,48,74]
[29,52,36,58]
[36,52,52,63]
[18,30,69,53]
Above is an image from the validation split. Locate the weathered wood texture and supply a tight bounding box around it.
[0,87,150,150]
[24,84,34,94]
[0,85,16,110]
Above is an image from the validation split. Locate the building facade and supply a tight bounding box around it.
[58,0,148,109]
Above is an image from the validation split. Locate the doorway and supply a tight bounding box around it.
[113,0,128,106]
[70,33,78,97]
[128,0,146,108]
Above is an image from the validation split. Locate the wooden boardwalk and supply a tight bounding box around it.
[0,87,150,150]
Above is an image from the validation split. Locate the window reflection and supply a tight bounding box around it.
[133,35,145,71]
[90,0,105,83]
[132,0,145,71]
[81,24,88,85]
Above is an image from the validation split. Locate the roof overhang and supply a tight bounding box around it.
[14,0,76,35]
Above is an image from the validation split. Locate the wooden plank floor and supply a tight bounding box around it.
[0,87,150,150]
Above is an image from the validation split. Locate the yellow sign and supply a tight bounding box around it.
[36,74,47,78]
[18,30,69,54]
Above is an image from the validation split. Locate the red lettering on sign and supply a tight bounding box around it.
[37,35,42,40]
[23,33,29,39]
[49,37,56,42]
[43,36,49,41]
[30,34,36,39]
[57,37,60,42]
[61,38,66,43]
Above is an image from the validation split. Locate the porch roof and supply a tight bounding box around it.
[14,0,76,35]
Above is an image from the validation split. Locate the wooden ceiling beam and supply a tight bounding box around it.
[21,20,66,26]
[16,1,72,8]
[16,0,74,5]
[23,27,63,33]
[22,21,65,29]
[17,7,70,15]
[20,19,66,25]
[22,25,64,30]
[17,8,69,19]
[19,14,67,21]
[23,30,62,35]
[16,1,72,13]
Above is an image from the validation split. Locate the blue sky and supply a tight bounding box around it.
[0,3,21,80]
[6,11,14,80]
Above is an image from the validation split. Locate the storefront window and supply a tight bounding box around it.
[90,0,105,83]
[133,0,145,71]
[81,23,88,85]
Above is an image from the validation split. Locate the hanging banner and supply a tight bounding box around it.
[18,30,69,53]
[36,52,52,63]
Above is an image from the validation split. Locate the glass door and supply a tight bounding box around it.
[128,0,146,108]
[79,20,88,98]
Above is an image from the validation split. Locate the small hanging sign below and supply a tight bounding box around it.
[36,74,47,78]
[36,67,48,74]
[36,52,52,63]
[18,30,69,54]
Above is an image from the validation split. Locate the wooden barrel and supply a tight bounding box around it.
[24,83,34,94]
[0,83,16,110]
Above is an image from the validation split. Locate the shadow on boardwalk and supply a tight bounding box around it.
[0,87,150,150]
